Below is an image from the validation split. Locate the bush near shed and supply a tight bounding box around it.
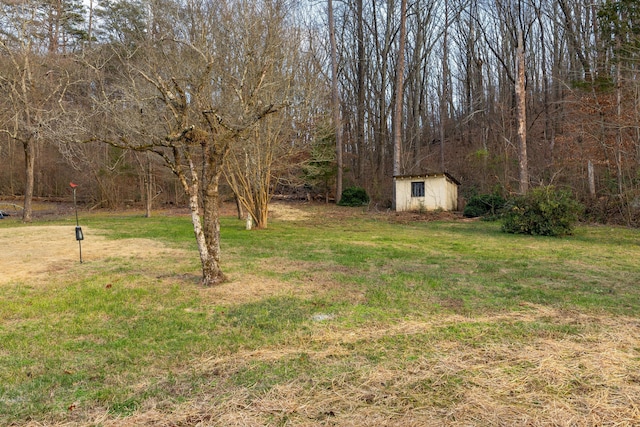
[501,186,583,236]
[463,193,506,219]
[338,186,370,207]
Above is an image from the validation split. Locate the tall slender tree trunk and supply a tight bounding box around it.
[328,0,343,203]
[145,155,153,218]
[86,0,94,49]
[391,0,407,209]
[135,152,153,217]
[393,0,408,179]
[535,2,551,168]
[615,40,624,197]
[356,0,365,181]
[439,0,449,172]
[22,138,35,222]
[19,52,35,222]
[516,27,528,194]
[558,0,592,82]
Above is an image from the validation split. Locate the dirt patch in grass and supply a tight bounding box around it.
[203,274,302,305]
[267,200,464,224]
[0,224,343,306]
[0,225,184,285]
[204,258,366,306]
[269,202,312,221]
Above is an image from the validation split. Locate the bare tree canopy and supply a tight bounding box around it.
[74,0,299,285]
[0,0,85,221]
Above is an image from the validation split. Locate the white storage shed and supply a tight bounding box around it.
[394,173,460,212]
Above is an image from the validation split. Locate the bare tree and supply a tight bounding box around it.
[0,1,81,221]
[80,0,295,285]
[213,2,309,229]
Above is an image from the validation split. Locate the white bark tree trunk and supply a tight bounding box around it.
[328,0,343,203]
[516,27,528,194]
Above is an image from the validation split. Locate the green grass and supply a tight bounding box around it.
[1,207,640,424]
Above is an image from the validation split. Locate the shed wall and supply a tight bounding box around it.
[395,175,458,212]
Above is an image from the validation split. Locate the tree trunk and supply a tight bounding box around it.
[178,158,226,287]
[588,160,596,197]
[393,0,408,180]
[135,152,153,218]
[256,204,268,229]
[558,0,592,82]
[144,161,153,218]
[87,0,94,49]
[516,27,528,194]
[356,0,365,181]
[328,0,343,204]
[22,139,35,222]
[439,0,449,172]
[615,38,624,197]
[234,193,244,220]
[201,171,226,286]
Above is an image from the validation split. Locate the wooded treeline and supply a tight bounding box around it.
[2,0,640,225]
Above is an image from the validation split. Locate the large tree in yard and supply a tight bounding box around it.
[84,0,292,286]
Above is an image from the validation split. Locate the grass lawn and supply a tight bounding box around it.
[1,203,639,426]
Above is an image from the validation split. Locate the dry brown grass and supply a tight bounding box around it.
[0,225,188,287]
[46,306,637,427]
[268,204,313,222]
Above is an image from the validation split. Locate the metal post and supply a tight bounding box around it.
[72,184,83,263]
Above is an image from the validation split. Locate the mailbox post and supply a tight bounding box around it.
[71,182,83,263]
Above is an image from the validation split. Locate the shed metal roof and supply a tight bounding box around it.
[393,172,461,186]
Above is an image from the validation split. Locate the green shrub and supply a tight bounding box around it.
[501,186,583,236]
[463,193,506,219]
[338,186,370,207]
